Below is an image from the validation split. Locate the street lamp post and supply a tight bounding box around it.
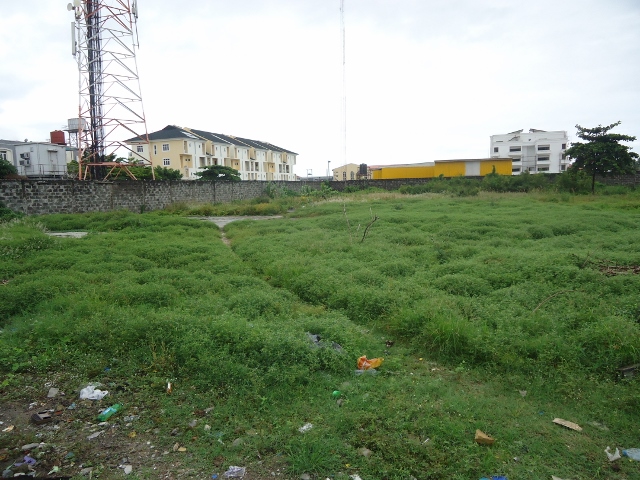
[327,161,331,180]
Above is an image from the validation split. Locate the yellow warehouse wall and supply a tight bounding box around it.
[375,166,435,179]
[434,162,466,177]
[480,160,511,176]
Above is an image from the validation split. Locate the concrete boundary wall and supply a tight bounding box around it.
[1,173,639,215]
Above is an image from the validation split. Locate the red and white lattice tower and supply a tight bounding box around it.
[69,0,151,179]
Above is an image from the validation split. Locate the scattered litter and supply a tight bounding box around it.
[223,466,246,478]
[21,443,42,451]
[204,425,212,431]
[65,452,75,460]
[48,466,60,475]
[167,382,173,394]
[67,402,77,410]
[47,387,59,398]
[480,477,507,480]
[551,476,568,480]
[423,438,430,444]
[307,332,344,352]
[519,390,527,398]
[553,418,582,432]
[475,430,495,446]
[188,420,198,428]
[31,412,52,425]
[80,467,93,476]
[178,447,187,452]
[205,407,215,414]
[97,403,122,421]
[123,415,139,422]
[622,448,640,461]
[15,455,36,466]
[298,423,313,433]
[79,385,109,400]
[173,443,180,451]
[350,475,363,480]
[587,421,609,431]
[357,355,383,370]
[605,446,621,462]
[1,425,14,432]
[355,369,378,376]
[332,390,341,398]
[87,431,104,440]
[128,431,137,438]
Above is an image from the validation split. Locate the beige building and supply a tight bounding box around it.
[332,163,369,181]
[126,125,297,180]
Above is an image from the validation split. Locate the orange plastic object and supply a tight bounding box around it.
[357,355,383,370]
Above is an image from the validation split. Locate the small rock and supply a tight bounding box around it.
[170,428,180,436]
[300,474,311,480]
[232,438,244,447]
[204,425,211,431]
[87,431,103,440]
[519,390,527,398]
[357,447,372,457]
[188,420,197,428]
[47,388,59,398]
[80,467,93,476]
[2,469,13,479]
[124,465,132,475]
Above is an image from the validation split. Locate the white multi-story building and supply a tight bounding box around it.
[490,129,569,175]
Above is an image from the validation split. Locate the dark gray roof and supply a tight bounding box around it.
[126,125,202,142]
[129,126,298,155]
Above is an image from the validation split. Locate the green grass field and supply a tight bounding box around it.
[1,190,640,479]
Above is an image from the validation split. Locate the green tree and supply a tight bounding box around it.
[565,121,638,193]
[195,165,241,182]
[153,166,183,180]
[0,158,18,178]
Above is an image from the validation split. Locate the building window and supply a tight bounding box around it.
[342,172,347,181]
[509,146,521,152]
[561,143,567,149]
[163,159,170,166]
[538,156,550,162]
[350,171,355,180]
[511,156,521,162]
[136,145,144,153]
[538,166,549,172]
[162,143,170,152]
[561,165,566,171]
[0,151,7,161]
[538,145,550,151]
[512,167,521,173]
[493,147,499,153]
[153,145,157,155]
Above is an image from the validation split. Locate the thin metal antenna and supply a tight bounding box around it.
[70,0,152,180]
[340,0,347,167]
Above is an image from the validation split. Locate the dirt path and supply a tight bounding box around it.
[191,216,283,247]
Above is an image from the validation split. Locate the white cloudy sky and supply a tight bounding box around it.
[1,0,639,177]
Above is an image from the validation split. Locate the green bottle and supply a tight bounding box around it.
[97,404,123,421]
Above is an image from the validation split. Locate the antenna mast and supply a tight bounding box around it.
[340,0,347,167]
[69,0,152,179]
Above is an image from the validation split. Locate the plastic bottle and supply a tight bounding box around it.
[623,449,640,461]
[97,404,123,422]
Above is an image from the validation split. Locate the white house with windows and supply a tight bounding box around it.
[490,129,569,175]
[0,139,67,178]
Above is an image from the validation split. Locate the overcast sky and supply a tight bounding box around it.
[1,0,639,176]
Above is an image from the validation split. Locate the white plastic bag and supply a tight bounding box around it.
[79,385,109,400]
